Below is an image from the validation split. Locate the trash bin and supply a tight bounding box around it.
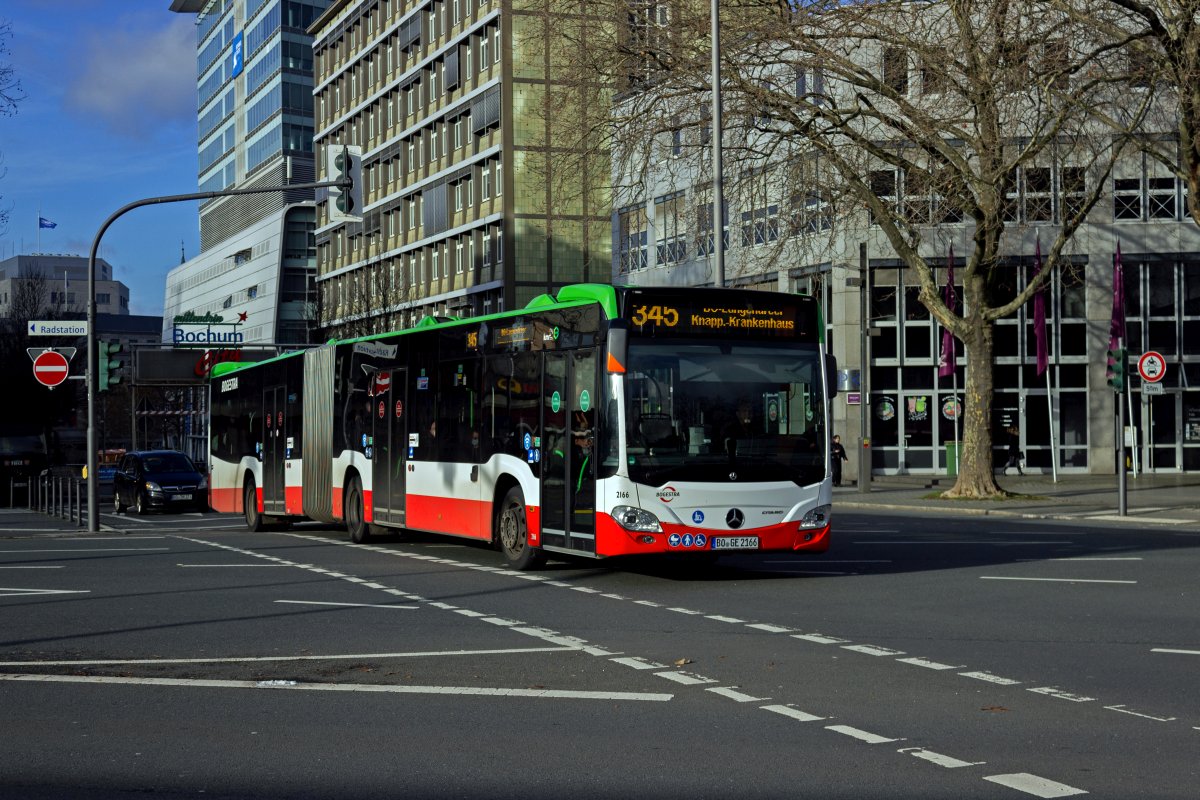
[945,441,961,476]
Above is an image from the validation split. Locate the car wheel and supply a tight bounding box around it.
[135,491,150,515]
[244,477,263,532]
[496,485,545,571]
[114,490,126,514]
[345,475,370,543]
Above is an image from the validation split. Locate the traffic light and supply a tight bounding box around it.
[326,144,363,223]
[1106,346,1127,391]
[98,340,123,392]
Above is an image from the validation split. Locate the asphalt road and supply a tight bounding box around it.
[1,509,1197,799]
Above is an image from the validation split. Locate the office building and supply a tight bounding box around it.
[0,254,129,317]
[310,0,610,336]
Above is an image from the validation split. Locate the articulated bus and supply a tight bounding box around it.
[208,284,836,569]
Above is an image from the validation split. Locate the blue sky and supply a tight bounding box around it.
[1,1,200,317]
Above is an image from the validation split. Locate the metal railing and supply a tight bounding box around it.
[30,474,84,527]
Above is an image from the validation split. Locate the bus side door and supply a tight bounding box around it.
[541,348,597,554]
[262,385,286,515]
[371,369,407,526]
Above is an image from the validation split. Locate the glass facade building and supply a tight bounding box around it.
[165,0,329,347]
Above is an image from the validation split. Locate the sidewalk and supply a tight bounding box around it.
[835,472,1200,526]
[0,508,92,534]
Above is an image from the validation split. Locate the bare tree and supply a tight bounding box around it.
[0,20,24,236]
[1044,1,1200,226]
[535,0,1150,497]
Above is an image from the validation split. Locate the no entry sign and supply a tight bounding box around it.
[32,349,69,387]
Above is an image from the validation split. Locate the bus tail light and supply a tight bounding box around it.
[613,505,662,533]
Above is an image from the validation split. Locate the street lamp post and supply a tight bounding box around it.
[858,243,871,492]
[710,0,724,288]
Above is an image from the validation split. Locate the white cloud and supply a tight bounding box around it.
[65,14,195,139]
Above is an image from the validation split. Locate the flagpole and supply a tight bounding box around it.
[1045,361,1058,483]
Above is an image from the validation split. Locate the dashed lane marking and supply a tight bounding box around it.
[980,576,1137,584]
[982,772,1087,797]
[0,587,90,598]
[1152,648,1200,656]
[1104,705,1176,722]
[825,725,900,744]
[960,671,1022,686]
[761,704,825,722]
[707,686,769,702]
[0,673,674,701]
[274,600,418,610]
[898,747,984,769]
[843,645,906,657]
[654,670,717,685]
[897,657,963,670]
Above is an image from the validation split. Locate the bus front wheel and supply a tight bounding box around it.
[345,475,371,543]
[496,485,545,571]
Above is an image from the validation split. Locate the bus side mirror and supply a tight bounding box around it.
[826,354,838,399]
[607,324,627,374]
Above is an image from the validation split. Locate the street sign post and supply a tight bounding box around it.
[31,349,69,388]
[28,320,88,337]
[1138,351,1166,383]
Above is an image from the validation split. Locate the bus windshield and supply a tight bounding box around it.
[624,340,826,487]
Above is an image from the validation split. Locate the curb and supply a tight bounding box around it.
[834,500,1200,526]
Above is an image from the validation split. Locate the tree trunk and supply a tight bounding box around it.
[942,316,1006,498]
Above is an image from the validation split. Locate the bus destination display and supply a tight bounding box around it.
[624,290,817,341]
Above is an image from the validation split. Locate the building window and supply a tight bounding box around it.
[883,47,909,95]
[618,204,649,273]
[456,239,465,274]
[655,192,686,264]
[247,285,259,299]
[740,205,779,247]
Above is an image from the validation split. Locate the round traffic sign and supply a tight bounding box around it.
[1138,351,1166,383]
[32,350,69,387]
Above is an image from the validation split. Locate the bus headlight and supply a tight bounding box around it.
[799,504,831,529]
[613,505,662,533]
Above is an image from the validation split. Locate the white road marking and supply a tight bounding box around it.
[825,725,899,744]
[898,747,984,768]
[1104,704,1176,722]
[705,615,744,623]
[274,600,418,610]
[761,704,824,722]
[855,541,1074,545]
[897,657,963,671]
[454,609,486,618]
[482,617,521,626]
[792,633,849,644]
[1017,557,1142,562]
[983,772,1087,797]
[178,563,292,567]
[655,670,717,685]
[0,673,673,701]
[634,600,661,607]
[0,548,169,553]
[707,686,769,702]
[0,566,63,569]
[1152,648,1200,656]
[570,586,601,594]
[1027,687,1094,702]
[780,570,853,575]
[611,657,666,670]
[0,587,90,598]
[843,645,906,657]
[0,646,579,667]
[427,602,458,610]
[668,607,703,615]
[980,576,1136,584]
[745,623,792,633]
[960,671,1021,686]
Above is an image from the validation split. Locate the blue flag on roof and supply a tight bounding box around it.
[38,217,57,229]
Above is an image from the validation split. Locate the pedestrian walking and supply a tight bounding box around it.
[831,434,849,486]
[1005,425,1024,475]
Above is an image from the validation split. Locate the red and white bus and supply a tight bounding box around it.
[208,284,835,568]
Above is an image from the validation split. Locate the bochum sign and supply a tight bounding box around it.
[172,311,246,347]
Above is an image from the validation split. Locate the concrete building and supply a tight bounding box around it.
[0,254,129,317]
[164,0,332,347]
[309,0,610,336]
[612,20,1200,476]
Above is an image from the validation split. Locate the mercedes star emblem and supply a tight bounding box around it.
[726,508,745,529]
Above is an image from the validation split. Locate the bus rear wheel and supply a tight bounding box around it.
[496,485,545,571]
[244,477,264,532]
[345,475,370,543]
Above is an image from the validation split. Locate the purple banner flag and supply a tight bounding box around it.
[1109,242,1125,350]
[1033,239,1048,376]
[938,246,957,378]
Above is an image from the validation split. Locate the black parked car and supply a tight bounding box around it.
[113,450,208,514]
